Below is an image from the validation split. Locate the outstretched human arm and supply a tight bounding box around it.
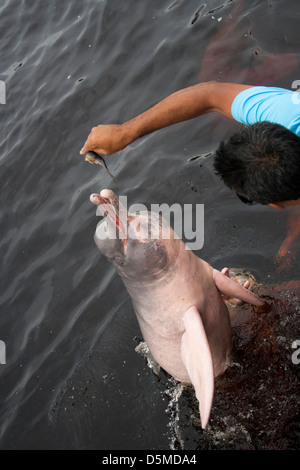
[80,81,253,156]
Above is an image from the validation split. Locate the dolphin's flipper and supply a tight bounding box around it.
[181,305,214,429]
[213,268,264,306]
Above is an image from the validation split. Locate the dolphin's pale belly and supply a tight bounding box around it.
[130,268,230,383]
[130,280,193,382]
[135,309,191,382]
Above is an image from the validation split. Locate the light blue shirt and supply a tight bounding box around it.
[231,86,300,136]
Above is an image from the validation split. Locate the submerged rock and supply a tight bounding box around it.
[138,281,300,450]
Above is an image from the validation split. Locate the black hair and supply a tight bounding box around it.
[214,122,300,204]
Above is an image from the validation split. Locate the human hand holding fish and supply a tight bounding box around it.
[80,123,130,156]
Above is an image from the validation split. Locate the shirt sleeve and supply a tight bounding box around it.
[231,86,300,136]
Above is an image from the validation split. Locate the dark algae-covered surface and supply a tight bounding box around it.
[168,281,300,450]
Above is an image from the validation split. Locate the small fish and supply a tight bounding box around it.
[85,151,116,180]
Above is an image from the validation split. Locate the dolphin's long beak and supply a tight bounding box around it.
[90,190,128,242]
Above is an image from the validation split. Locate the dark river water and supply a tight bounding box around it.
[0,0,299,450]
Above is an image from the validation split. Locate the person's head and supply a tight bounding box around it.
[214,122,300,209]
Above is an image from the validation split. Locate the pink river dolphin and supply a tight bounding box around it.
[90,189,264,429]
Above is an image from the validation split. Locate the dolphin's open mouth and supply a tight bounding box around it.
[90,190,128,243]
